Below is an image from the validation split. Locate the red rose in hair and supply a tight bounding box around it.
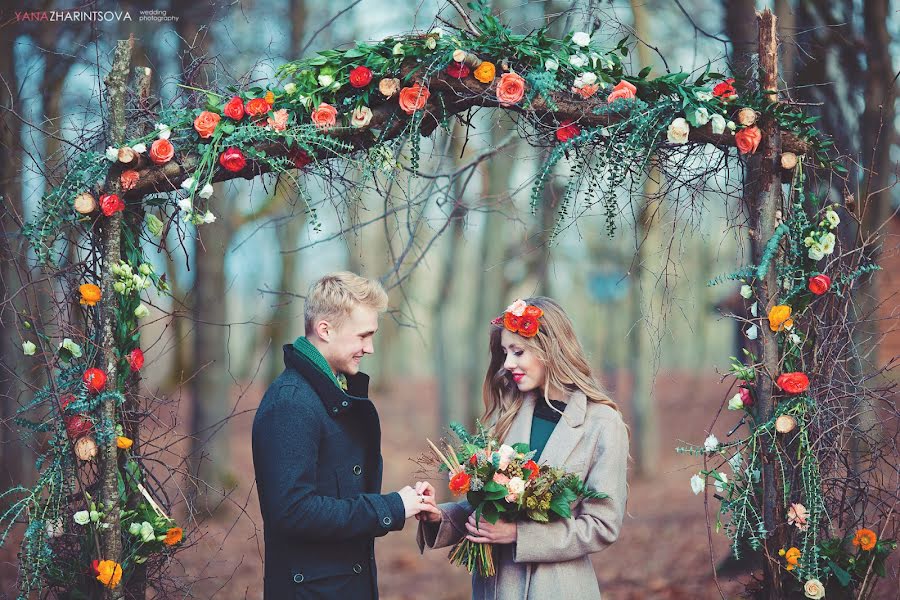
[219,147,247,173]
[245,97,270,118]
[446,62,470,79]
[223,96,245,120]
[503,312,521,332]
[83,368,107,394]
[556,120,580,143]
[713,78,737,100]
[291,149,312,170]
[523,460,539,480]
[776,372,809,395]
[149,138,175,164]
[99,194,125,217]
[523,305,543,318]
[65,415,93,440]
[126,348,144,371]
[349,66,373,88]
[517,316,539,337]
[808,274,831,296]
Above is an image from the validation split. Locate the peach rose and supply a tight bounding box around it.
[193,111,220,139]
[379,78,401,98]
[266,108,289,132]
[310,103,338,130]
[496,72,525,107]
[398,84,430,115]
[607,80,637,103]
[573,84,599,99]
[149,138,174,165]
[735,125,762,154]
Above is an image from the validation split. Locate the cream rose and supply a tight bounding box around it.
[803,579,825,599]
[351,106,373,128]
[667,117,690,144]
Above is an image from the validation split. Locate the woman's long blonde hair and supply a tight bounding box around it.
[482,297,620,441]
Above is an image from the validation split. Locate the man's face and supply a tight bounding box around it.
[321,305,379,376]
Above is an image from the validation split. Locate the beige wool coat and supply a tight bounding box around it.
[417,391,629,600]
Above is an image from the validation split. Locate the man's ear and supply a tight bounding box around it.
[314,319,330,342]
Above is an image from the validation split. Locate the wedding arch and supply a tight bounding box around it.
[1,4,894,599]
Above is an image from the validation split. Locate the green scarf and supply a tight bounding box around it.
[292,336,348,391]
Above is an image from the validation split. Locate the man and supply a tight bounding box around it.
[252,271,437,598]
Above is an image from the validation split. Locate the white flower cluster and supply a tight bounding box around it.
[804,206,840,261]
[129,520,160,543]
[178,177,217,225]
[111,260,153,296]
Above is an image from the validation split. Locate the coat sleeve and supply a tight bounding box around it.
[513,412,629,563]
[416,500,473,552]
[253,385,406,541]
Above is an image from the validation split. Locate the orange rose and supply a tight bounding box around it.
[398,84,430,115]
[852,528,877,551]
[473,61,496,84]
[164,526,183,546]
[120,170,139,191]
[449,471,470,495]
[193,111,221,139]
[264,90,275,106]
[574,84,599,99]
[523,306,543,318]
[149,138,174,165]
[79,283,101,306]
[496,72,525,107]
[245,97,270,118]
[116,436,133,450]
[776,372,809,395]
[310,102,338,130]
[96,560,122,588]
[503,312,521,332]
[768,304,793,332]
[735,125,762,154]
[607,80,637,103]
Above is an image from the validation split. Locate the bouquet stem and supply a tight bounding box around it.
[448,539,495,577]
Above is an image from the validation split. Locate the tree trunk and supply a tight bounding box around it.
[746,12,786,599]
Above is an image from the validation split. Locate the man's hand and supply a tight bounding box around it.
[413,481,441,523]
[398,485,441,519]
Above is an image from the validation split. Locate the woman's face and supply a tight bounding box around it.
[500,329,546,393]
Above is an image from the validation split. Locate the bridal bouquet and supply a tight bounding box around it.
[426,422,607,577]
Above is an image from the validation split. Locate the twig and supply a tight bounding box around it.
[446,0,482,37]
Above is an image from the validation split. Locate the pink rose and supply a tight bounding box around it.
[607,80,637,103]
[267,108,289,132]
[505,299,527,316]
[496,72,525,107]
[492,473,510,485]
[311,103,338,130]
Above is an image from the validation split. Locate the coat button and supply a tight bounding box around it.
[352,464,362,475]
[342,400,349,407]
[332,407,338,414]
[293,574,304,583]
[353,563,362,574]
[382,516,392,526]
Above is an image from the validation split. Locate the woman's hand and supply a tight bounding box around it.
[465,513,517,544]
[414,481,441,523]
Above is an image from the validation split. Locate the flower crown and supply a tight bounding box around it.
[490,299,544,338]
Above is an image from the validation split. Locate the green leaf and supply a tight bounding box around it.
[549,495,572,519]
[512,442,530,454]
[527,509,549,522]
[638,66,652,79]
[827,560,852,587]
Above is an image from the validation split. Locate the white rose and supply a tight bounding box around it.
[808,243,825,261]
[820,232,836,254]
[425,37,437,50]
[134,304,150,319]
[131,143,146,154]
[507,476,525,495]
[155,123,171,140]
[710,113,726,135]
[351,106,373,128]
[569,53,588,68]
[497,444,516,470]
[73,510,91,525]
[580,72,597,85]
[667,117,690,144]
[22,341,36,356]
[696,91,713,102]
[284,82,297,95]
[745,324,759,340]
[690,474,704,495]
[704,434,720,453]
[199,183,214,199]
[686,106,710,127]
[803,579,826,599]
[202,211,216,224]
[180,177,196,193]
[727,452,742,472]
[740,284,753,299]
[728,393,744,411]
[129,522,142,535]
[825,209,840,229]
[545,58,559,72]
[105,146,119,162]
[714,472,728,493]
[572,31,591,47]
[750,301,758,317]
[140,521,156,543]
[59,338,83,359]
[317,73,334,88]
[789,333,802,345]
[177,198,192,213]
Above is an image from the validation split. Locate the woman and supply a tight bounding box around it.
[416,297,629,599]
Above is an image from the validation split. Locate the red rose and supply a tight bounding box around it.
[735,126,762,155]
[808,274,831,296]
[99,193,125,217]
[713,78,737,100]
[449,471,471,495]
[349,65,373,88]
[219,147,247,173]
[503,312,521,332]
[245,97,270,118]
[126,348,144,371]
[556,120,580,143]
[65,415,93,440]
[517,316,539,337]
[291,149,312,170]
[89,559,101,576]
[446,62,470,79]
[149,138,175,164]
[523,460,539,480]
[83,368,107,394]
[223,96,245,120]
[776,372,809,395]
[738,386,753,407]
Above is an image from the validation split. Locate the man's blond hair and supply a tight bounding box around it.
[304,272,388,334]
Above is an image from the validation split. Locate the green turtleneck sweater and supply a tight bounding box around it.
[292,336,347,391]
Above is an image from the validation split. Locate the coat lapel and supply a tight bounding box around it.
[502,392,536,446]
[538,390,587,466]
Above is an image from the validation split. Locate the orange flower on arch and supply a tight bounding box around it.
[768,305,793,332]
[96,559,122,588]
[853,528,877,551]
[164,526,183,546]
[79,283,101,306]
